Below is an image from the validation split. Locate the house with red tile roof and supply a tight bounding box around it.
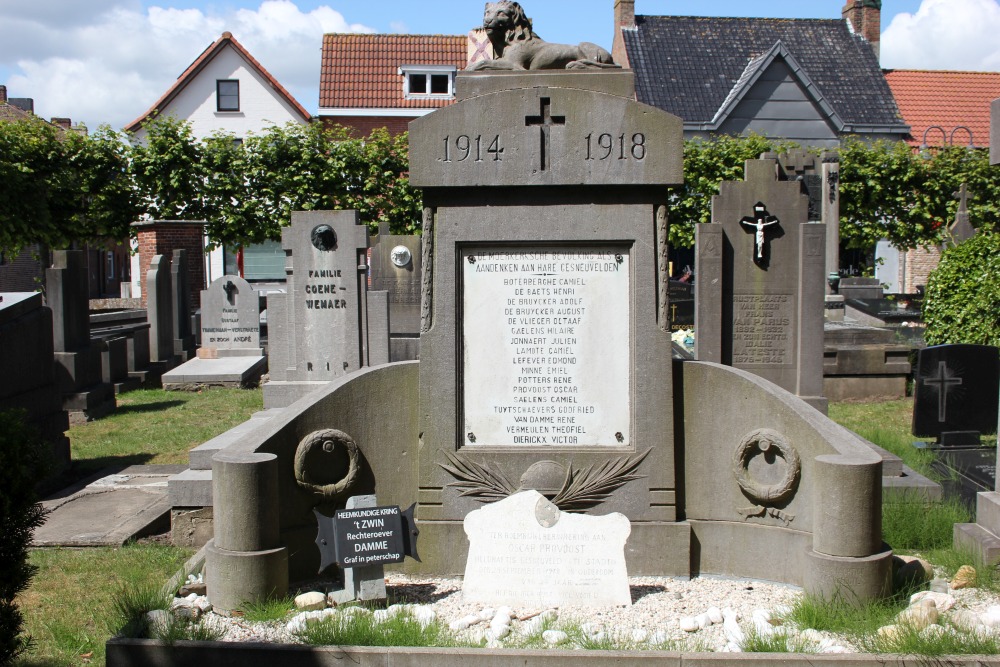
[885,69,1000,150]
[318,33,471,137]
[875,70,1000,293]
[126,32,312,288]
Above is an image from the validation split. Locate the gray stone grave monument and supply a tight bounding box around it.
[171,249,196,363]
[695,160,828,413]
[263,211,389,408]
[0,292,70,467]
[47,250,115,422]
[369,222,422,361]
[205,5,890,612]
[161,274,267,390]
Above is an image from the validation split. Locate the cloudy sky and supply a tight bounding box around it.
[1,0,998,130]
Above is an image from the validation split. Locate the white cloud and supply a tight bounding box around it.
[0,0,373,129]
[881,0,1000,70]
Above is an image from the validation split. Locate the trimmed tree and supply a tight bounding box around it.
[923,231,1000,346]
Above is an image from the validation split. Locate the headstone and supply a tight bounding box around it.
[199,275,262,357]
[912,344,1000,442]
[695,160,827,412]
[369,223,422,361]
[171,249,196,361]
[838,277,883,300]
[146,254,174,365]
[410,68,689,574]
[262,211,390,408]
[668,279,694,331]
[462,490,631,608]
[46,250,115,422]
[0,292,70,467]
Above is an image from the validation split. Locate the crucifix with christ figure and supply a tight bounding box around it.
[525,97,565,172]
[740,202,780,262]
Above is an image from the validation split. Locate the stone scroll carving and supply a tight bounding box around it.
[294,429,360,501]
[466,2,620,71]
[732,428,800,525]
[439,448,650,512]
[419,207,434,333]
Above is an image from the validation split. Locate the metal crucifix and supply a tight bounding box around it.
[740,202,780,263]
[223,279,238,305]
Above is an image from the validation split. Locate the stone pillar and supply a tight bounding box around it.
[804,454,890,601]
[146,255,174,364]
[132,219,206,310]
[822,156,840,294]
[171,249,195,361]
[693,224,723,363]
[205,451,288,613]
[798,224,827,410]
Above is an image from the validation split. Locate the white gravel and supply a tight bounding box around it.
[174,570,1000,653]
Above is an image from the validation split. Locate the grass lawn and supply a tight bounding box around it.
[67,387,263,478]
[16,387,261,667]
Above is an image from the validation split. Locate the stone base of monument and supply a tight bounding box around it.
[955,491,1000,565]
[161,356,267,391]
[262,381,332,408]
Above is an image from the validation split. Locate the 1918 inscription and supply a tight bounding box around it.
[731,293,793,366]
[462,248,630,447]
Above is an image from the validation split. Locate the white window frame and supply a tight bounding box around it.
[399,65,456,100]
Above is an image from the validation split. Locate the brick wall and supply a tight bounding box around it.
[903,246,941,293]
[0,244,45,292]
[132,220,206,309]
[322,115,416,137]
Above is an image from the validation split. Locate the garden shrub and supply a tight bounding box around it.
[923,231,1000,346]
[0,410,50,663]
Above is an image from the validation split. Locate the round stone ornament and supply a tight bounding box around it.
[390,245,412,267]
[732,428,800,504]
[293,428,360,500]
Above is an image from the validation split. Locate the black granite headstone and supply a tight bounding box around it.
[912,344,1000,440]
[668,279,693,331]
[931,447,997,510]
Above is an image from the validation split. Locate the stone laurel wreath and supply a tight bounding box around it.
[294,429,360,501]
[732,428,800,526]
[439,448,651,513]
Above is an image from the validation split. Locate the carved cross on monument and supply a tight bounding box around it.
[223,279,238,305]
[925,360,963,422]
[740,202,780,261]
[525,97,565,172]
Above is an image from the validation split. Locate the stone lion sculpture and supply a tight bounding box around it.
[467,1,619,71]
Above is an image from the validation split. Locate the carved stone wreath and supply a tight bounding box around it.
[732,428,800,505]
[294,429,360,500]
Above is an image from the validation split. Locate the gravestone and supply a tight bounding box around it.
[206,6,891,609]
[369,222,422,361]
[668,279,694,331]
[949,183,976,245]
[462,490,631,608]
[912,344,999,443]
[46,250,115,422]
[263,211,390,408]
[199,275,262,356]
[171,249,196,362]
[695,160,827,412]
[146,254,175,366]
[0,292,70,467]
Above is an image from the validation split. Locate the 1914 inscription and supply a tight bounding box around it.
[731,293,793,366]
[462,248,630,447]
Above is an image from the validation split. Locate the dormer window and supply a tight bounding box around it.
[400,65,456,100]
[217,79,240,111]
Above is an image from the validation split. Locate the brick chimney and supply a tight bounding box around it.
[843,0,881,60]
[51,118,72,130]
[612,0,635,68]
[0,85,6,104]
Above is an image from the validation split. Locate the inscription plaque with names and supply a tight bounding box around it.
[462,247,630,448]
[731,293,794,366]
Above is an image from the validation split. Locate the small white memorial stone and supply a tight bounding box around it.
[462,490,631,608]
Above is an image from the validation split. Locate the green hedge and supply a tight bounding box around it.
[0,410,49,663]
[924,231,1000,346]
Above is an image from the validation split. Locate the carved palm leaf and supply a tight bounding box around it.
[439,450,516,502]
[550,448,652,513]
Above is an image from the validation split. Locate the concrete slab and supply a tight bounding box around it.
[34,465,184,546]
[188,408,284,470]
[168,468,213,506]
[162,355,266,390]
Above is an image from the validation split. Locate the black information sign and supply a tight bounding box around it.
[314,503,420,574]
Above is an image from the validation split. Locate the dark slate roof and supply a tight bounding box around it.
[622,16,906,130]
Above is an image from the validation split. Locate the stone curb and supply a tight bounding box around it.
[106,639,1000,667]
